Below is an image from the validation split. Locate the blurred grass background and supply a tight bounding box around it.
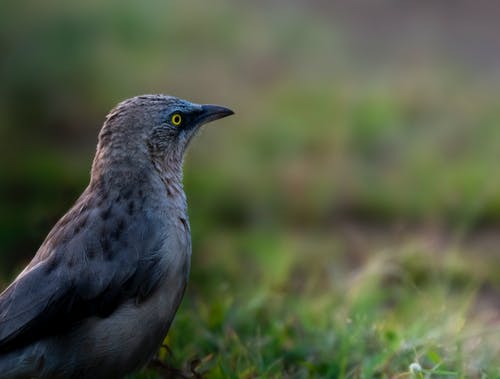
[0,1,499,377]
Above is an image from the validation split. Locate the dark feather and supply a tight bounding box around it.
[0,190,166,354]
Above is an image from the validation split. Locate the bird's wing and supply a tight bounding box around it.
[0,209,168,353]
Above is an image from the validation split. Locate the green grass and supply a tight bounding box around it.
[128,228,499,379]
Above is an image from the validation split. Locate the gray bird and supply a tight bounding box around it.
[0,94,234,379]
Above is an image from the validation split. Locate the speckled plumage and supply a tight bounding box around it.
[0,95,233,379]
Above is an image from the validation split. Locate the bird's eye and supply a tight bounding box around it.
[171,113,182,126]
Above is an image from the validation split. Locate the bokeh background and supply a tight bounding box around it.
[0,1,499,377]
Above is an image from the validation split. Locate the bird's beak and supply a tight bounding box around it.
[198,104,234,125]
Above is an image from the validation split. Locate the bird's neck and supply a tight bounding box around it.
[150,154,186,206]
[90,141,151,183]
[90,140,187,209]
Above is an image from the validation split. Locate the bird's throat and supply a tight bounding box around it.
[151,156,186,205]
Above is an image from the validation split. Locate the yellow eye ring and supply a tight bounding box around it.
[171,113,182,126]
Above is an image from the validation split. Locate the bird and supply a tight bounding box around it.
[0,94,234,379]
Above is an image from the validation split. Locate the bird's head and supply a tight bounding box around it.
[93,94,233,180]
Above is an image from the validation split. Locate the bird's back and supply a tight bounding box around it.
[0,174,191,378]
